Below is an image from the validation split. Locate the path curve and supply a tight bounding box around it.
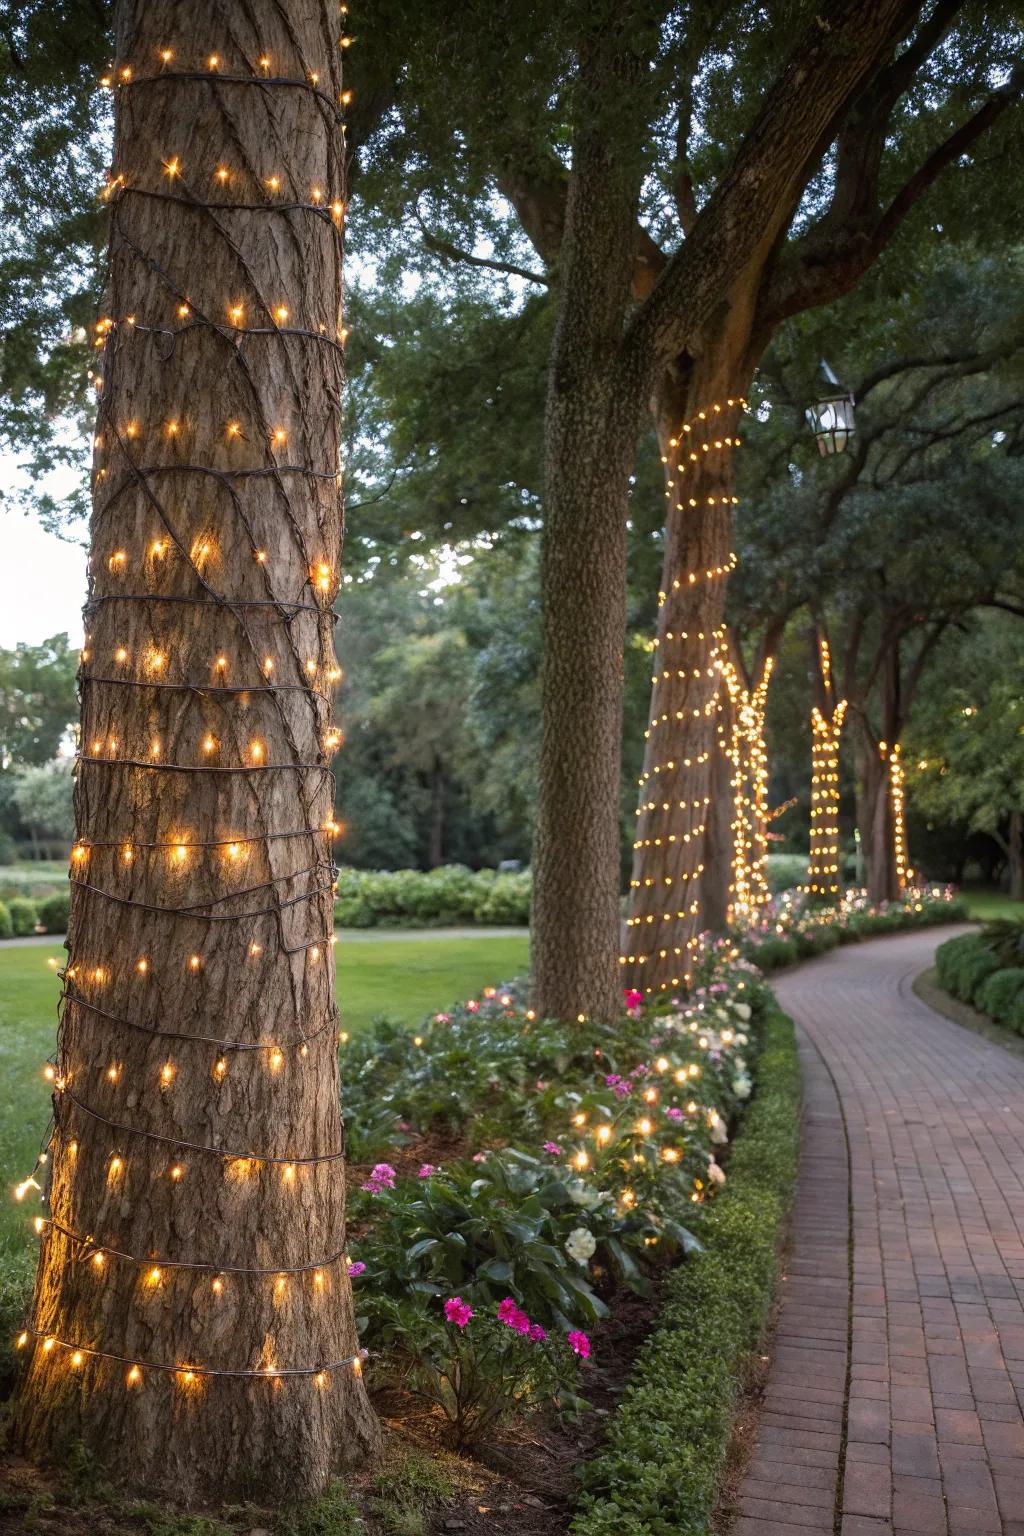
[732,927,1024,1536]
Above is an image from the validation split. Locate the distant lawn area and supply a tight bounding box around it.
[0,934,529,1265]
[961,887,1024,922]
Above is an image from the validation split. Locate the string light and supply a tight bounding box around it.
[16,27,358,1405]
[717,655,774,923]
[806,639,846,901]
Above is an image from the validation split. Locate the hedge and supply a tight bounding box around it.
[936,927,1024,1034]
[571,1002,800,1536]
[333,864,530,928]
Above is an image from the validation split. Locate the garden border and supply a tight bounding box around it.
[570,1000,801,1536]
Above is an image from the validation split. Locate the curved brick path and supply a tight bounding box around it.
[731,927,1024,1536]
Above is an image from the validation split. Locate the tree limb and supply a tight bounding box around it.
[413,210,550,286]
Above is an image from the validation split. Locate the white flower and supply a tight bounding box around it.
[732,1002,751,1022]
[733,1056,747,1072]
[567,1180,603,1210]
[735,1031,749,1046]
[707,1158,726,1186]
[732,1074,752,1100]
[708,1110,729,1145]
[565,1227,597,1264]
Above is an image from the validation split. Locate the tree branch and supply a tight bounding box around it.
[413,210,550,286]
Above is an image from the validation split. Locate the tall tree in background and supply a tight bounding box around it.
[15,0,378,1495]
[347,0,1023,1012]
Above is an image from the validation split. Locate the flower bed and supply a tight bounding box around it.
[742,883,966,971]
[339,953,773,1446]
[936,921,1024,1033]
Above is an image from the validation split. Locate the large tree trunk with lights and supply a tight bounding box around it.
[701,685,736,936]
[621,368,746,996]
[855,732,900,905]
[15,0,379,1499]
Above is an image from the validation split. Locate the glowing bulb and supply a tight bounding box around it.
[213,1057,228,1081]
[160,1062,175,1086]
[188,955,201,972]
[107,1063,120,1082]
[147,1266,162,1286]
[269,1047,283,1071]
[126,1364,141,1386]
[136,957,148,974]
[170,1163,183,1180]
[250,740,265,763]
[274,306,289,323]
[202,734,216,754]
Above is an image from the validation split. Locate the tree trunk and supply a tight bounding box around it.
[857,737,899,905]
[700,683,735,935]
[807,701,846,902]
[1008,810,1024,903]
[15,0,378,1499]
[428,761,444,868]
[622,366,747,994]
[530,30,647,1024]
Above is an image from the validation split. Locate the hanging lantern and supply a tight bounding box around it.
[806,360,855,456]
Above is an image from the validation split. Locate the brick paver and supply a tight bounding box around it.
[728,928,1024,1535]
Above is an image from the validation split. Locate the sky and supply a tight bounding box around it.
[0,456,88,649]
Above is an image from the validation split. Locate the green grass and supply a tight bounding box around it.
[0,935,529,1265]
[960,887,1024,922]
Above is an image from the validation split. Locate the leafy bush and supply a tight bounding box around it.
[571,1005,800,1536]
[764,852,807,892]
[976,967,1024,1028]
[7,896,37,936]
[979,918,1024,970]
[36,891,70,934]
[0,900,12,939]
[373,1295,588,1449]
[333,864,529,928]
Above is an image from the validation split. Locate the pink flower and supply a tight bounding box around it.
[624,989,644,1009]
[466,1000,479,1013]
[604,1074,621,1087]
[665,1106,684,1122]
[496,1297,531,1333]
[567,1331,591,1359]
[418,1164,438,1178]
[529,1323,547,1342]
[613,1080,632,1099]
[434,1012,450,1024]
[542,1142,562,1156]
[347,1260,366,1277]
[361,1161,397,1194]
[444,1296,473,1328]
[472,1151,487,1163]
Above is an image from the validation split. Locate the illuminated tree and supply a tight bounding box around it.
[12,0,378,1498]
[806,630,846,902]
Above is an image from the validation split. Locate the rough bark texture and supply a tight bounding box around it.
[855,730,900,905]
[701,683,736,936]
[1009,810,1024,903]
[530,30,647,1024]
[622,370,745,994]
[15,0,379,1498]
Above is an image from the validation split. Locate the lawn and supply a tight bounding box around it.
[0,934,529,1266]
[960,887,1024,922]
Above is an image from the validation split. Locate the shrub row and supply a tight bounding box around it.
[745,886,967,972]
[935,926,1024,1033]
[334,864,530,927]
[0,890,69,939]
[571,1002,800,1536]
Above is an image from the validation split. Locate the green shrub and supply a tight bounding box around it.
[0,901,12,939]
[936,932,978,996]
[935,931,1000,1004]
[764,852,807,893]
[7,896,38,936]
[571,1006,800,1536]
[36,891,70,934]
[749,935,798,970]
[333,865,530,928]
[979,918,1024,970]
[976,967,1024,1028]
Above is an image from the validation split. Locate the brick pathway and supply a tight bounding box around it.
[730,928,1024,1536]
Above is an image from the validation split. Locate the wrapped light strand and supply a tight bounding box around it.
[717,655,774,923]
[15,21,365,1425]
[806,639,847,900]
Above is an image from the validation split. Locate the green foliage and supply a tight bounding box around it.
[35,891,70,934]
[0,635,78,768]
[0,901,12,939]
[272,1482,363,1536]
[764,852,807,893]
[977,968,1024,1030]
[334,865,530,928]
[979,918,1024,969]
[570,1005,800,1536]
[369,1448,455,1536]
[7,896,36,936]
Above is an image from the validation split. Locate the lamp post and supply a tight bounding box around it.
[806,360,855,455]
